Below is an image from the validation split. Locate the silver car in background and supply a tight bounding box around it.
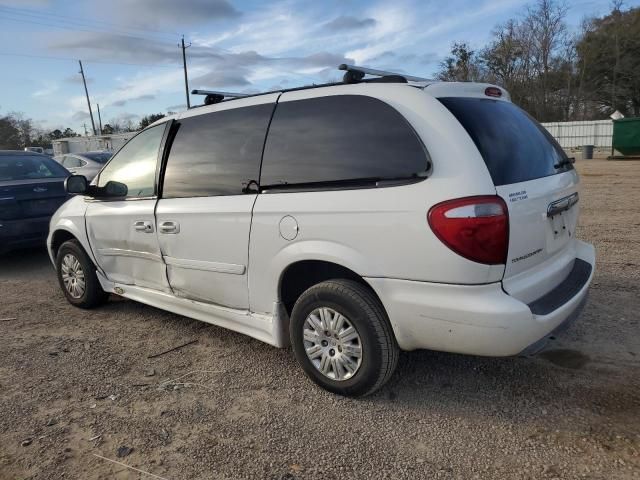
[54,151,112,181]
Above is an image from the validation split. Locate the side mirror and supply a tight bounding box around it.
[64,174,88,194]
[104,180,128,197]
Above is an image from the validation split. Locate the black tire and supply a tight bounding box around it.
[290,279,399,397]
[55,239,109,309]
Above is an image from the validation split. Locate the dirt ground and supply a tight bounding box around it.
[0,159,639,480]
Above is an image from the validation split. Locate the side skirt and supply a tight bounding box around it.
[96,271,289,348]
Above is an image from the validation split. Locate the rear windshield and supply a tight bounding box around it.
[0,155,68,181]
[83,152,112,163]
[439,97,572,186]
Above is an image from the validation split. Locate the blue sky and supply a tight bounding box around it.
[0,0,632,134]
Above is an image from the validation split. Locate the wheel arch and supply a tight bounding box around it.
[50,229,78,259]
[49,222,98,273]
[278,259,386,318]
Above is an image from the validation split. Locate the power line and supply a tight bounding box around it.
[0,5,179,40]
[0,4,179,36]
[0,51,179,68]
[0,12,178,46]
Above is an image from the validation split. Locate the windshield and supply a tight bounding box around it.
[438,97,572,186]
[0,155,69,181]
[83,152,112,164]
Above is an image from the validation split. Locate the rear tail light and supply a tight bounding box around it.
[428,196,509,265]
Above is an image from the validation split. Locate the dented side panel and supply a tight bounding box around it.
[85,199,170,292]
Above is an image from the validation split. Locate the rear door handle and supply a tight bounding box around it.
[159,221,180,234]
[134,220,154,233]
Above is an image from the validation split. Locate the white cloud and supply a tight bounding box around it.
[32,82,59,98]
[345,3,415,64]
[94,0,240,27]
[71,110,90,121]
[345,0,527,70]
[34,0,531,130]
[322,16,377,32]
[0,0,49,6]
[100,66,208,109]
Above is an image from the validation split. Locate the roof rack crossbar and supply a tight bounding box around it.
[338,63,433,83]
[191,89,249,98]
[191,89,249,106]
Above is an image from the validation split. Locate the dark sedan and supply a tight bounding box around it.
[0,151,70,254]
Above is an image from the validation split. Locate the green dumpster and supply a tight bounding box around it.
[613,117,640,156]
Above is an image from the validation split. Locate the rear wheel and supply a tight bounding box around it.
[290,279,398,397]
[55,239,108,309]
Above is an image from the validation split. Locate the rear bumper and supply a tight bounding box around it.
[0,216,51,253]
[518,292,588,356]
[366,240,595,356]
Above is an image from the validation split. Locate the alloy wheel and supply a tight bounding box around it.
[60,253,86,299]
[303,307,363,381]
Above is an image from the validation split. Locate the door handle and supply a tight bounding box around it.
[159,221,180,234]
[547,193,579,217]
[134,220,154,233]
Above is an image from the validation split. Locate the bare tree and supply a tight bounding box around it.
[576,5,640,116]
[481,19,533,107]
[522,0,569,119]
[438,0,638,121]
[437,42,487,82]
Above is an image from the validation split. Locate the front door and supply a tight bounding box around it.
[155,97,277,309]
[86,122,170,292]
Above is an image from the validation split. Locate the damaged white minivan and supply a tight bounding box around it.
[48,64,595,396]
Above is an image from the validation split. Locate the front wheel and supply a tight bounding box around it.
[55,239,109,309]
[290,279,399,397]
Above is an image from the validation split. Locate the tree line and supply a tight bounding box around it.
[0,112,166,150]
[436,0,640,122]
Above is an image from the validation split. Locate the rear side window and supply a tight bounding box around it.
[83,152,112,164]
[260,95,429,187]
[439,97,572,186]
[0,155,68,181]
[162,104,274,198]
[62,156,84,168]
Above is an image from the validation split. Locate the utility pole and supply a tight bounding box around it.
[83,123,88,136]
[96,103,103,135]
[78,60,96,136]
[181,35,191,109]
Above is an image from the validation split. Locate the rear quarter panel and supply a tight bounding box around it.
[249,84,502,315]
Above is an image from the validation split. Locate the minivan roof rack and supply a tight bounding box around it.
[191,89,249,105]
[338,63,433,84]
[190,64,434,108]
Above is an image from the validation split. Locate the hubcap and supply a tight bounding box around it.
[60,253,85,299]
[303,307,362,381]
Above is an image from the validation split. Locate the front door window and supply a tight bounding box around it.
[97,123,166,198]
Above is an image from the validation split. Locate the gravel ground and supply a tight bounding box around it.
[0,158,639,480]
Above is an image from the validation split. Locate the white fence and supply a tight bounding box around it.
[541,120,613,148]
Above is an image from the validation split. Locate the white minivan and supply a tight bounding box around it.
[48,65,595,396]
